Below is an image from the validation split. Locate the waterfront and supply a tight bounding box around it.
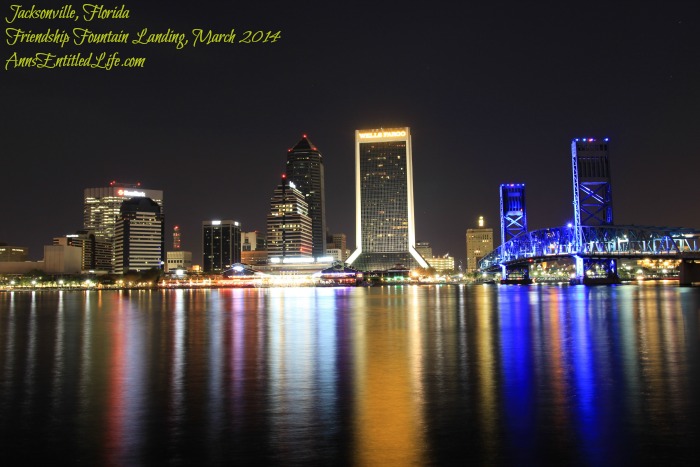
[1,284,699,466]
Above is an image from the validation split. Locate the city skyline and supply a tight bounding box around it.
[2,1,699,262]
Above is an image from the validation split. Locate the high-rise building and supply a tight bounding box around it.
[346,127,428,271]
[114,197,164,274]
[285,135,326,257]
[266,174,313,260]
[326,232,348,261]
[54,229,111,271]
[0,244,28,262]
[242,231,266,251]
[466,216,493,272]
[202,220,241,273]
[84,181,163,271]
[415,241,433,260]
[241,230,267,266]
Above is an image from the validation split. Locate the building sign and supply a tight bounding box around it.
[358,129,407,139]
[117,189,146,197]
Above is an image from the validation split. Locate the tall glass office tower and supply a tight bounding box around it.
[202,220,241,273]
[285,135,326,257]
[346,127,428,271]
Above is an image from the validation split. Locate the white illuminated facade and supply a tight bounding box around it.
[346,127,428,271]
[114,197,164,274]
[266,176,313,261]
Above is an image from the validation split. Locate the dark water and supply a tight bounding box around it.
[1,284,699,466]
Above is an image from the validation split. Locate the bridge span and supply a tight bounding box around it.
[479,225,700,285]
[477,137,699,286]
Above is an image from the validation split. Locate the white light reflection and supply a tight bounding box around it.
[171,289,186,432]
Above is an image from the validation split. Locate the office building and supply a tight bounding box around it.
[44,245,82,274]
[415,241,433,260]
[285,135,327,257]
[166,250,193,272]
[202,220,241,273]
[466,216,493,272]
[326,232,348,261]
[325,248,344,263]
[0,244,28,262]
[241,250,268,266]
[54,230,111,271]
[242,231,266,251]
[427,254,455,274]
[114,197,165,274]
[0,245,81,275]
[346,127,428,271]
[84,181,163,270]
[266,175,313,260]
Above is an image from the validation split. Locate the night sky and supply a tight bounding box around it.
[2,1,699,264]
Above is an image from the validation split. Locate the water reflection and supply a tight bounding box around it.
[0,284,698,465]
[352,287,425,466]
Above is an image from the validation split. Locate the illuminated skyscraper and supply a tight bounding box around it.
[285,135,326,257]
[202,220,241,273]
[466,216,493,272]
[346,127,428,271]
[266,174,313,260]
[84,181,163,271]
[84,181,163,240]
[114,197,164,274]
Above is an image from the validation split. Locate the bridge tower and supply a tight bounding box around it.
[571,138,619,284]
[500,184,528,245]
[499,184,532,282]
[572,138,613,234]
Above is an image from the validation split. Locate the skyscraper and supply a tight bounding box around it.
[466,216,493,272]
[346,127,428,271]
[285,135,326,257]
[202,220,241,273]
[266,175,313,260]
[84,181,163,271]
[114,197,164,274]
[54,230,111,271]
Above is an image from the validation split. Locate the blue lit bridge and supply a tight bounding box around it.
[478,138,700,286]
[479,225,700,285]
